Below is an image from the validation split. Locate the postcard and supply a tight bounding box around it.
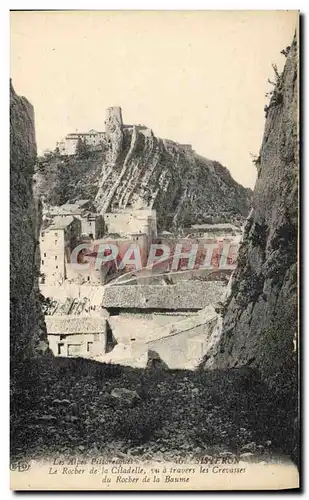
[10,10,299,491]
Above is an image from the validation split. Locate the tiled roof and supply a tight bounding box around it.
[45,315,105,334]
[48,215,75,230]
[102,281,225,310]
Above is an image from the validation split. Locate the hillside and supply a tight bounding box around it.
[12,356,295,464]
[34,150,104,207]
[35,108,251,231]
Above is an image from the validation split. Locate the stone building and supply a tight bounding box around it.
[103,208,157,238]
[56,129,106,156]
[40,216,81,286]
[81,212,104,239]
[45,315,106,357]
[43,200,104,239]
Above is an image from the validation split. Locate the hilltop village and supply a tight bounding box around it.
[39,107,243,368]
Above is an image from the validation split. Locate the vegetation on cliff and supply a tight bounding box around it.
[34,150,105,206]
[208,37,298,378]
[35,125,251,230]
[203,38,299,462]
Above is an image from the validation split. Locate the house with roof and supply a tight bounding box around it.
[43,200,104,239]
[45,315,107,357]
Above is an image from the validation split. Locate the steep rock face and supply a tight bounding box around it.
[95,108,251,231]
[205,38,298,383]
[34,150,104,206]
[10,82,49,361]
[36,108,251,230]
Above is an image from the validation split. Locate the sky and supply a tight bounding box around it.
[10,10,298,188]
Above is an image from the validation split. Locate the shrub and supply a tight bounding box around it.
[54,357,123,380]
[94,362,124,382]
[264,62,284,117]
[112,402,164,444]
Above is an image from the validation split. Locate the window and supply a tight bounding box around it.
[41,260,44,265]
[55,240,57,244]
[44,253,46,257]
[58,343,65,355]
[87,342,93,353]
[54,232,58,237]
[67,344,81,356]
[41,232,45,237]
[56,265,58,269]
[55,256,57,260]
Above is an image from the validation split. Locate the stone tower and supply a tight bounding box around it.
[105,106,123,134]
[105,107,124,165]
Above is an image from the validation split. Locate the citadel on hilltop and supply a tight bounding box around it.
[56,129,106,156]
[55,106,193,157]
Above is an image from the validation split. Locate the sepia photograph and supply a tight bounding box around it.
[9,9,300,490]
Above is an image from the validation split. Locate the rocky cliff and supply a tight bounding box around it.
[95,107,251,230]
[10,82,49,362]
[36,107,251,231]
[204,38,298,387]
[34,150,104,207]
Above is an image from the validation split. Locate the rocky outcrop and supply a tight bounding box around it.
[95,109,251,230]
[36,106,251,231]
[10,81,49,361]
[204,38,298,384]
[34,150,104,207]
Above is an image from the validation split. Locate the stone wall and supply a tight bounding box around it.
[147,313,216,369]
[48,332,106,357]
[108,312,192,344]
[10,81,49,360]
[93,306,217,369]
[103,208,156,237]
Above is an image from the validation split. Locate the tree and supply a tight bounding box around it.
[76,137,90,158]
